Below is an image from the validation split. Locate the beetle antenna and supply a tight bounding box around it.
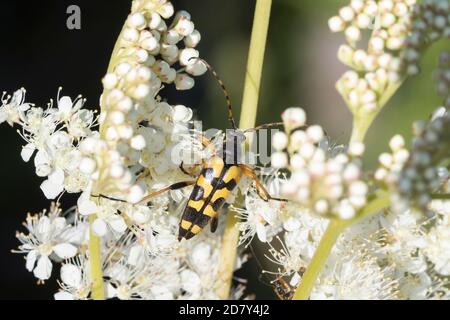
[244,122,284,133]
[189,57,237,130]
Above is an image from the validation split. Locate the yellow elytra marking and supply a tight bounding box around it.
[206,156,224,178]
[222,166,242,183]
[196,175,213,198]
[181,220,192,230]
[211,187,230,203]
[191,225,202,234]
[209,165,242,203]
[188,200,204,212]
[203,205,218,218]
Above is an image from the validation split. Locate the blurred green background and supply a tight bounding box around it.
[193,0,447,168]
[0,0,448,300]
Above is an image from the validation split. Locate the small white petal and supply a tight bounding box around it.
[92,219,108,237]
[33,256,53,280]
[40,178,64,200]
[58,96,73,114]
[106,283,117,299]
[54,291,75,300]
[18,103,31,112]
[108,215,128,234]
[34,150,51,167]
[25,250,38,272]
[127,185,145,204]
[79,157,97,175]
[77,191,98,216]
[128,245,144,267]
[130,135,146,151]
[151,286,174,300]
[21,143,36,162]
[52,217,67,232]
[284,218,301,232]
[290,272,301,287]
[256,223,267,243]
[37,216,51,235]
[191,243,211,271]
[73,98,83,112]
[181,270,201,293]
[53,243,77,259]
[60,264,82,288]
[49,168,65,185]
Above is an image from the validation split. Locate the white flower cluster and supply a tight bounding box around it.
[426,200,450,277]
[436,51,450,108]
[242,106,450,300]
[377,206,450,299]
[234,175,285,246]
[376,109,449,214]
[13,204,86,282]
[5,0,450,302]
[375,134,410,199]
[0,89,95,199]
[404,0,450,75]
[310,247,399,300]
[271,108,368,220]
[255,198,450,299]
[5,0,247,301]
[256,204,402,299]
[92,0,206,202]
[13,202,245,300]
[330,0,417,114]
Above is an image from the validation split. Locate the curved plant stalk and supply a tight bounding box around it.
[293,190,391,300]
[293,76,404,300]
[343,79,406,144]
[88,215,105,300]
[432,194,450,200]
[293,69,407,300]
[215,0,273,300]
[88,5,131,301]
[293,219,348,300]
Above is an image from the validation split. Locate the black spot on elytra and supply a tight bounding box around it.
[212,197,226,211]
[217,178,237,191]
[191,185,205,201]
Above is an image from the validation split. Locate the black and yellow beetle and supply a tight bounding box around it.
[130,60,286,241]
[272,267,306,300]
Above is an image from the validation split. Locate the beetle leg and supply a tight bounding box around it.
[179,134,216,178]
[179,135,215,177]
[210,217,219,233]
[239,165,288,203]
[139,181,196,204]
[200,134,217,155]
[179,162,200,178]
[94,181,195,205]
[92,194,127,203]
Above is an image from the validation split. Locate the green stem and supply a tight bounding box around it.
[350,113,377,144]
[88,215,105,300]
[299,64,402,300]
[350,79,405,144]
[215,0,272,300]
[431,194,450,200]
[238,0,272,131]
[293,191,391,300]
[293,219,347,300]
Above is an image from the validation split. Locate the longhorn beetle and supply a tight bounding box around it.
[103,59,287,241]
[272,267,306,300]
[249,244,305,300]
